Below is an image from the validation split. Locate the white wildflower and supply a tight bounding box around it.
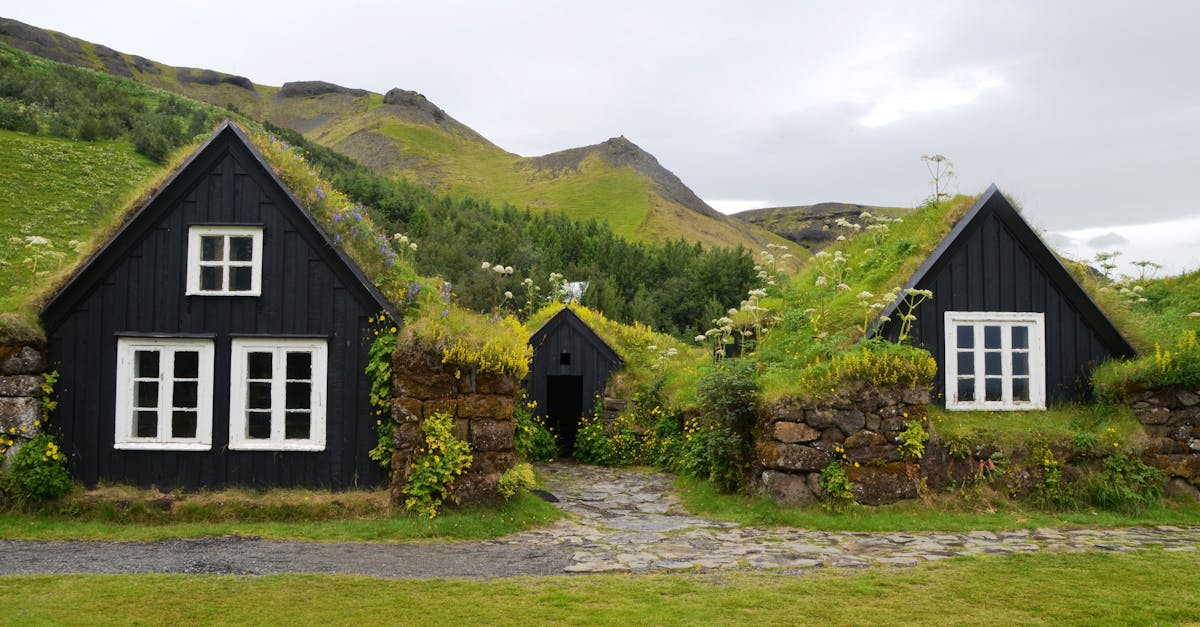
[504,291,513,299]
[695,335,707,343]
[481,262,492,270]
[24,235,50,246]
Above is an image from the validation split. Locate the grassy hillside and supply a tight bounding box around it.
[0,130,164,311]
[0,18,786,251]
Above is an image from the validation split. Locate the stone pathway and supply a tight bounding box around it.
[2,462,1198,577]
[491,462,1200,573]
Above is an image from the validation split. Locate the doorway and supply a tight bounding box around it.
[545,375,584,456]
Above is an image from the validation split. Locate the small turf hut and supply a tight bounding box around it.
[527,307,623,454]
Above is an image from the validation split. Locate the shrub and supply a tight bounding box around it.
[4,434,72,501]
[897,419,929,462]
[819,461,855,512]
[573,412,614,466]
[402,412,472,518]
[1079,454,1164,513]
[691,360,760,492]
[513,399,557,462]
[366,317,398,470]
[498,463,537,500]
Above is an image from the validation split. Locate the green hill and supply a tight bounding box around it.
[733,202,910,252]
[0,17,786,251]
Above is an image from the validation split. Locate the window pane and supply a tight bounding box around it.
[957,378,974,402]
[135,411,157,438]
[285,412,310,440]
[286,382,311,410]
[956,326,973,349]
[135,350,159,378]
[174,351,199,378]
[1013,352,1029,376]
[248,382,272,409]
[984,326,1001,349]
[229,236,254,261]
[247,411,271,439]
[957,351,974,375]
[1013,377,1030,402]
[1012,326,1029,349]
[230,267,253,292]
[247,353,273,379]
[173,381,198,409]
[200,266,222,291]
[286,352,311,380]
[985,377,1002,401]
[172,411,197,438]
[200,236,223,261]
[135,381,159,409]
[985,352,1001,376]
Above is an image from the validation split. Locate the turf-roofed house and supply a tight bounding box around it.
[527,307,623,454]
[40,121,397,489]
[871,185,1135,410]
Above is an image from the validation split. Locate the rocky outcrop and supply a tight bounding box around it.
[382,88,446,121]
[278,80,369,98]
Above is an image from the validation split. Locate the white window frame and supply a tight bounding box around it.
[185,225,264,296]
[228,338,327,451]
[114,337,214,450]
[944,311,1046,411]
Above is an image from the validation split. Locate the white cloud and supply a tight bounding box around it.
[1051,215,1200,278]
[859,77,1004,128]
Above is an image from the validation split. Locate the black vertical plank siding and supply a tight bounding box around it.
[42,124,390,490]
[527,308,623,426]
[877,188,1134,406]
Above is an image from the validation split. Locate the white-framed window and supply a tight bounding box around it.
[944,311,1046,410]
[228,338,327,451]
[114,337,215,450]
[186,225,263,296]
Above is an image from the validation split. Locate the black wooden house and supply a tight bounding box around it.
[41,122,396,489]
[871,185,1135,409]
[527,307,623,453]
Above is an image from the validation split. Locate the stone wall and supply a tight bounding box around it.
[390,346,517,506]
[1126,385,1200,490]
[756,383,930,506]
[0,343,46,471]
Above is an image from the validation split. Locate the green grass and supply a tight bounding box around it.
[4,551,1199,624]
[675,475,1200,532]
[0,130,164,312]
[0,491,561,542]
[930,403,1147,454]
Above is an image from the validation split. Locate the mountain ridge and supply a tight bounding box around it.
[0,16,783,250]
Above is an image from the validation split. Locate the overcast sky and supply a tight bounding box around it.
[7,1,1199,276]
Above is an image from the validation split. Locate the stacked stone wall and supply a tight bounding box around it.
[0,344,46,472]
[757,384,930,506]
[389,347,517,505]
[1126,385,1200,491]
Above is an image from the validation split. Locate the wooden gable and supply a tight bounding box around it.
[871,185,1134,404]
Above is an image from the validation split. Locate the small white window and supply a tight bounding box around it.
[228,338,327,451]
[944,311,1046,410]
[186,226,263,296]
[114,338,214,450]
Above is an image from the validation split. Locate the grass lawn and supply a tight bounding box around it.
[2,551,1197,625]
[0,491,561,542]
[675,475,1200,532]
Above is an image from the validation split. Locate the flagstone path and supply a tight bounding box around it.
[0,462,1197,578]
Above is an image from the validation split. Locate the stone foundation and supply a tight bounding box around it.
[0,343,47,472]
[389,346,517,506]
[1126,385,1200,488]
[757,383,930,505]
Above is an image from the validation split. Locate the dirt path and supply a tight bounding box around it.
[1,462,1197,577]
